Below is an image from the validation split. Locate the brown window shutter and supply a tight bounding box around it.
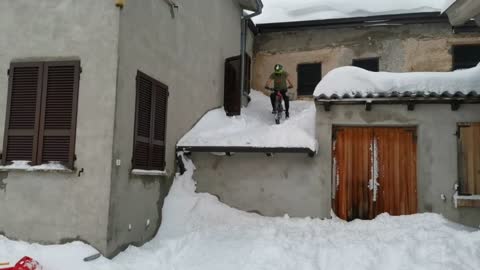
[458,123,480,195]
[37,61,80,169]
[133,71,153,170]
[2,62,44,165]
[133,71,169,171]
[150,82,168,171]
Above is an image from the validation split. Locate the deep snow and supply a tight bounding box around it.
[177,90,318,151]
[314,65,480,98]
[1,155,480,270]
[253,0,452,24]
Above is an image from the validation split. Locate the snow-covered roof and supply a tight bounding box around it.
[314,65,480,99]
[177,90,317,152]
[253,0,451,24]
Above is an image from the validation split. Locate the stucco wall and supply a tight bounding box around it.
[107,0,244,256]
[0,0,119,253]
[193,152,330,218]
[192,104,480,228]
[253,23,480,98]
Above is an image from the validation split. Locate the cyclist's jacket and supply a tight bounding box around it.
[269,71,289,91]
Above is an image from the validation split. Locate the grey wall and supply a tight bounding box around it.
[192,104,480,227]
[193,152,330,218]
[107,0,244,256]
[0,0,119,253]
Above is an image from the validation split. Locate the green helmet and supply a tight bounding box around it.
[274,64,284,75]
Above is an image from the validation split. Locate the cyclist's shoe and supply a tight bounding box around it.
[272,110,277,114]
[285,111,290,118]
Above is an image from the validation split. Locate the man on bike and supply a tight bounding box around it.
[265,64,294,118]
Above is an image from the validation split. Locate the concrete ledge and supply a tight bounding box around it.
[0,161,73,173]
[131,169,168,176]
[454,194,480,208]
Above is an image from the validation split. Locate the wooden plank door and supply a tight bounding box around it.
[374,128,417,216]
[333,127,374,221]
[333,127,417,220]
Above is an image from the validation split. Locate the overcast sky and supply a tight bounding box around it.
[253,0,453,24]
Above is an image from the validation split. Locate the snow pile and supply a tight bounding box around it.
[254,0,451,24]
[0,161,69,172]
[314,65,480,98]
[177,90,318,151]
[1,155,480,270]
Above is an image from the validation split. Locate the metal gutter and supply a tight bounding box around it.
[176,146,316,157]
[240,0,263,112]
[256,12,448,33]
[315,97,480,111]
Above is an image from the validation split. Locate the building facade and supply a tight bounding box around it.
[0,0,258,257]
[191,13,480,228]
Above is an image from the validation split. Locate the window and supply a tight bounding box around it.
[297,63,321,96]
[2,61,80,169]
[457,123,480,196]
[132,71,169,171]
[452,45,480,70]
[352,58,379,72]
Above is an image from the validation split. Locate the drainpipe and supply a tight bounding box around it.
[240,0,263,110]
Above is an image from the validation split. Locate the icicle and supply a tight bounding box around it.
[368,138,380,202]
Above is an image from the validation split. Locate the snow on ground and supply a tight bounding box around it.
[314,65,480,98]
[177,90,318,152]
[253,0,452,24]
[1,155,480,270]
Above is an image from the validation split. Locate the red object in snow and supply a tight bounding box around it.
[1,257,43,270]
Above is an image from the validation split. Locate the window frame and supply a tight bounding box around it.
[2,60,80,169]
[352,57,380,72]
[132,70,169,171]
[452,44,480,71]
[297,62,322,97]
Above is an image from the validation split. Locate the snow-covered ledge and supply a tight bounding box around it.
[0,161,72,172]
[131,169,168,177]
[177,90,318,153]
[454,192,480,208]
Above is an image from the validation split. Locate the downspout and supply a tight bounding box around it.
[240,0,263,110]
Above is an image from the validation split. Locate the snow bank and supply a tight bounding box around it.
[314,65,480,98]
[177,90,318,151]
[254,0,451,24]
[1,156,480,270]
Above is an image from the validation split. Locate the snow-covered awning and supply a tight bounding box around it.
[313,65,480,110]
[177,90,317,154]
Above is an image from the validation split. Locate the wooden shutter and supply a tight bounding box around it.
[458,123,480,195]
[37,61,80,169]
[2,62,44,165]
[133,71,169,170]
[151,83,168,170]
[223,54,250,116]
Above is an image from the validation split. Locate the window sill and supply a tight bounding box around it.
[454,193,480,208]
[0,162,73,173]
[131,169,168,176]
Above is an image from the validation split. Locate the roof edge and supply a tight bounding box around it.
[176,146,316,156]
[256,12,448,33]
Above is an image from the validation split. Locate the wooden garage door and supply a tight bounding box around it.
[332,127,417,221]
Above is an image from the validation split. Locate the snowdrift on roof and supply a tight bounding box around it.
[314,65,480,99]
[177,90,318,152]
[254,0,449,24]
